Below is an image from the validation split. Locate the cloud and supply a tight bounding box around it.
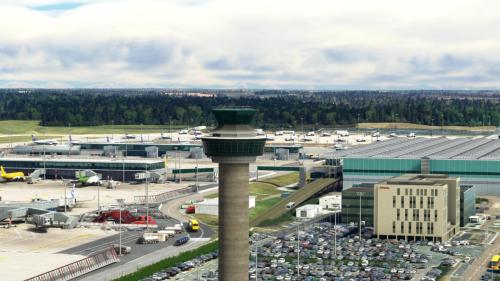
[0,0,500,89]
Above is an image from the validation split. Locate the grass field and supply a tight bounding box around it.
[0,135,60,144]
[250,197,281,220]
[193,214,219,226]
[259,172,299,187]
[358,122,496,131]
[0,120,184,135]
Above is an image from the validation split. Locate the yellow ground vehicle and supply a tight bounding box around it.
[0,166,25,181]
[488,255,500,272]
[188,219,200,232]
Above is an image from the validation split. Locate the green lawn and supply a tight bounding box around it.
[193,214,219,226]
[250,197,281,220]
[0,135,59,144]
[250,182,282,200]
[358,122,496,131]
[0,120,184,135]
[259,172,299,187]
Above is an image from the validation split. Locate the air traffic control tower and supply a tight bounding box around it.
[202,107,266,281]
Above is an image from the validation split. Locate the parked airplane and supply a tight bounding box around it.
[160,132,171,139]
[179,129,189,134]
[336,130,350,137]
[321,132,331,137]
[68,135,80,145]
[66,174,101,186]
[31,135,59,145]
[123,133,136,139]
[193,126,207,131]
[0,166,25,181]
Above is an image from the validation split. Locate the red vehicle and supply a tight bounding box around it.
[93,210,157,225]
[186,205,195,214]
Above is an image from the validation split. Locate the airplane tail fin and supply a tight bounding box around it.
[1,166,6,176]
[31,135,37,141]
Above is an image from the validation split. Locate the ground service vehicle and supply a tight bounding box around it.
[488,255,500,272]
[93,210,157,225]
[188,219,200,232]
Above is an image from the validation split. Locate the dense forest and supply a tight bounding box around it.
[0,89,499,128]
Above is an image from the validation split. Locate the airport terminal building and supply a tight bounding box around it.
[328,137,500,195]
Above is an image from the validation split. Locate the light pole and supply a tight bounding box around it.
[357,192,363,239]
[122,158,125,182]
[255,242,258,281]
[97,181,100,211]
[145,164,149,230]
[297,224,300,280]
[195,158,199,192]
[112,120,114,140]
[301,117,304,144]
[116,198,125,256]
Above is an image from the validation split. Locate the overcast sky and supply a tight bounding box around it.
[1,0,499,89]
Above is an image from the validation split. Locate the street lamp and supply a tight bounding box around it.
[356,192,364,239]
[116,198,125,256]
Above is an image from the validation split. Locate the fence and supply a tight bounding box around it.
[25,246,119,281]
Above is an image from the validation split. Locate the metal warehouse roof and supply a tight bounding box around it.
[327,137,500,160]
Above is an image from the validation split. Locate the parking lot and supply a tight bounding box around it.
[134,221,490,281]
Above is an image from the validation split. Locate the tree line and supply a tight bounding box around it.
[0,89,498,128]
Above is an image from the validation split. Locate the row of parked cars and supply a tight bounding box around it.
[139,250,218,281]
[247,223,430,280]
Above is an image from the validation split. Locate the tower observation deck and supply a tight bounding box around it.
[202,107,266,281]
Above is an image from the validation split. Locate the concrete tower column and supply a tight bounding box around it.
[218,162,249,280]
[202,108,266,281]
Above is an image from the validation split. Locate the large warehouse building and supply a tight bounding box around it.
[328,137,500,195]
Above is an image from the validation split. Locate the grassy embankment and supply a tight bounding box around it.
[194,173,299,226]
[0,120,184,136]
[358,122,496,131]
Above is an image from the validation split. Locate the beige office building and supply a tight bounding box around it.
[374,174,460,242]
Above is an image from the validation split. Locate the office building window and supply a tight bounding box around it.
[405,209,408,221]
[397,188,400,195]
[392,221,396,233]
[401,196,405,208]
[401,221,404,233]
[435,189,438,196]
[397,209,400,221]
[405,189,408,196]
[410,189,413,196]
[425,189,427,196]
[393,196,396,208]
[435,210,438,222]
[420,197,423,208]
[408,222,412,233]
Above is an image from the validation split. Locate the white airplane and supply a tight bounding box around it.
[255,129,265,136]
[306,131,315,136]
[179,129,189,134]
[372,132,380,137]
[302,136,314,142]
[388,133,398,138]
[31,135,59,145]
[274,131,284,136]
[321,132,331,137]
[356,137,367,142]
[285,135,297,141]
[160,132,171,139]
[336,130,350,137]
[334,144,345,150]
[407,133,416,138]
[265,135,275,141]
[123,133,136,139]
[68,135,80,145]
[193,126,207,131]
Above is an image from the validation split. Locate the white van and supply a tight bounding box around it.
[286,202,296,209]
